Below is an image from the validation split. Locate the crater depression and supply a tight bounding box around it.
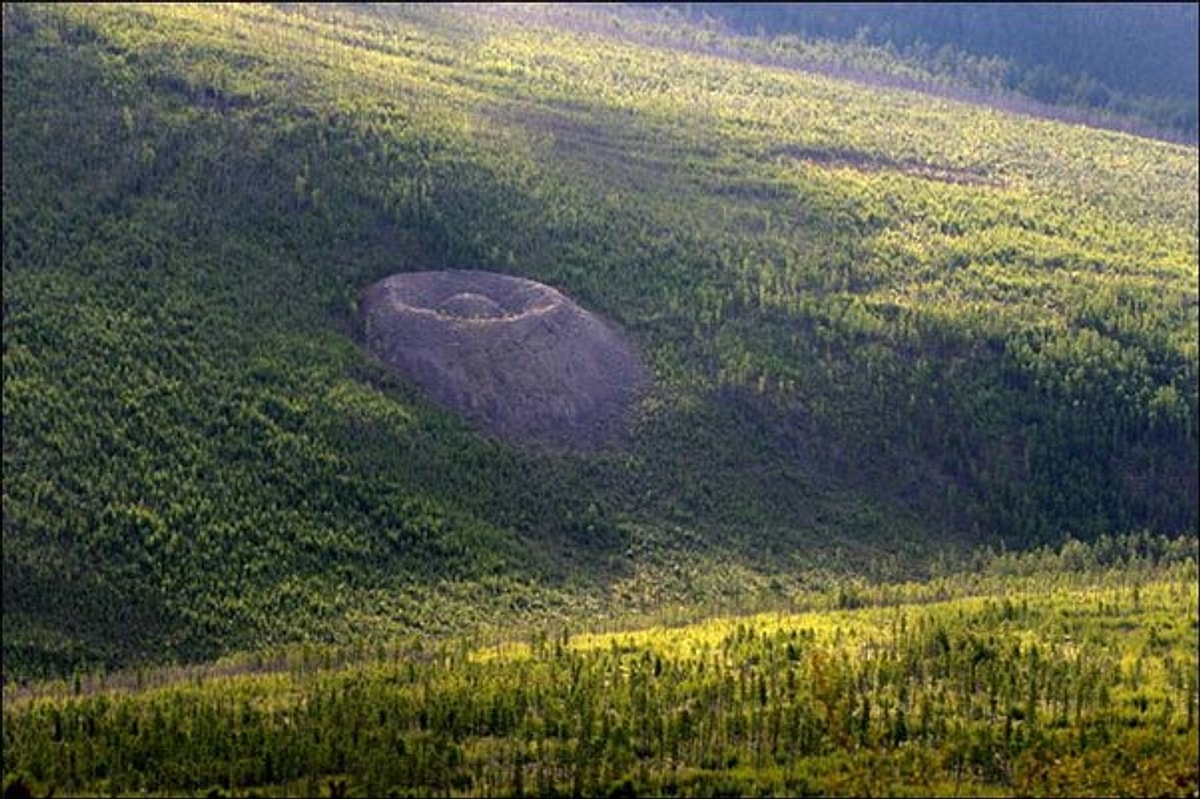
[359,271,647,448]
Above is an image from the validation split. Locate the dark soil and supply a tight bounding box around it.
[359,271,648,450]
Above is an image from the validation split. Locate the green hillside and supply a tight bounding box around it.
[691,2,1200,140]
[2,0,1197,686]
[4,538,1197,797]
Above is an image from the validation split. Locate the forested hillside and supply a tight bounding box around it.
[686,2,1200,140]
[3,3,1197,795]
[4,536,1197,797]
[2,0,1197,685]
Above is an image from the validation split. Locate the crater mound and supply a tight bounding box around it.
[359,271,647,448]
[436,292,506,319]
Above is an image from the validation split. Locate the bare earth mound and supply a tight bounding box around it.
[359,271,648,449]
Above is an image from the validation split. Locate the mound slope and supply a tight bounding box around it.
[359,271,647,448]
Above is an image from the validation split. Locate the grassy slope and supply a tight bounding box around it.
[2,2,1198,677]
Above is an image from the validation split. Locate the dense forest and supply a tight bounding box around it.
[1,2,1197,795]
